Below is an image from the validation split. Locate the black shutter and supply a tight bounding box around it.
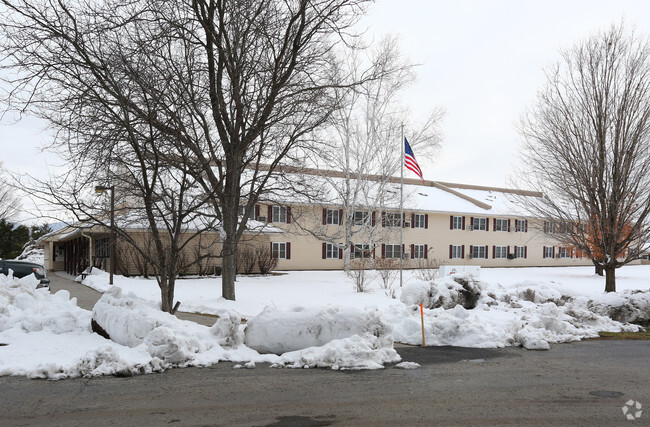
[322,242,326,259]
[322,209,327,225]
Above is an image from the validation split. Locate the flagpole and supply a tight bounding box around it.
[400,124,404,287]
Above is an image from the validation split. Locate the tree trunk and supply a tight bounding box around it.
[221,237,237,301]
[604,266,616,293]
[160,276,172,312]
[592,260,604,276]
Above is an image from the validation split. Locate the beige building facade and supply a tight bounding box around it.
[40,169,600,275]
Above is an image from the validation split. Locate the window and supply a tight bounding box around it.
[238,205,246,216]
[413,244,427,259]
[515,219,527,232]
[384,212,402,227]
[54,244,65,262]
[352,244,371,259]
[471,245,486,259]
[451,215,464,230]
[414,214,427,229]
[543,246,554,259]
[516,246,527,259]
[384,244,402,259]
[544,221,554,234]
[494,219,509,232]
[558,247,569,258]
[326,209,339,225]
[494,245,507,259]
[272,206,288,223]
[95,237,110,258]
[450,245,463,259]
[325,243,339,259]
[272,242,290,259]
[471,217,487,231]
[354,211,369,226]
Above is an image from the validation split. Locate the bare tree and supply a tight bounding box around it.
[518,24,650,292]
[0,163,19,221]
[1,0,376,302]
[295,36,443,270]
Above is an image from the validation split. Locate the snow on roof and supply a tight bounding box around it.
[254,165,542,217]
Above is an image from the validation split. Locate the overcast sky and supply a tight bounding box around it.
[3,0,650,199]
[362,0,650,187]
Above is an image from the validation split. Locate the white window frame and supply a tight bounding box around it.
[515,219,526,232]
[352,244,371,259]
[272,206,287,223]
[558,247,569,258]
[472,245,486,259]
[544,246,554,258]
[413,214,426,229]
[451,245,463,259]
[472,217,487,231]
[326,209,339,225]
[494,245,508,259]
[238,205,246,217]
[353,211,369,226]
[385,213,402,227]
[413,244,426,259]
[385,244,402,259]
[272,242,287,259]
[452,216,463,230]
[544,221,554,234]
[325,243,338,259]
[494,219,509,232]
[516,246,526,258]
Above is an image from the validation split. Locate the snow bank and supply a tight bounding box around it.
[401,275,484,309]
[278,334,400,370]
[245,305,392,355]
[391,280,644,350]
[92,287,246,363]
[1,277,402,379]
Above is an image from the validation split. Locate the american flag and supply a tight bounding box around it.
[404,137,424,183]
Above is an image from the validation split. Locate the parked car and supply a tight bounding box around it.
[0,259,50,289]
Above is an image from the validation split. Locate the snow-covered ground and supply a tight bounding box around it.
[1,265,648,379]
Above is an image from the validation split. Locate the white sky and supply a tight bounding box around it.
[362,0,650,187]
[3,0,650,209]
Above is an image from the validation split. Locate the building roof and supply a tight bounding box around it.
[256,165,541,217]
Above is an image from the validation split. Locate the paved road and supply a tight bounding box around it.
[1,340,648,425]
[48,273,218,326]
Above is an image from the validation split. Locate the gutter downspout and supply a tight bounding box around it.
[81,232,93,273]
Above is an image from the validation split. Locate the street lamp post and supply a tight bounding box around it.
[95,185,115,285]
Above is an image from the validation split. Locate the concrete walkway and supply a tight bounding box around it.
[49,272,218,326]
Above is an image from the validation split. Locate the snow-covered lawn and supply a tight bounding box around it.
[1,265,648,379]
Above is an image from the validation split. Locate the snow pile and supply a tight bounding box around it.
[278,334,400,370]
[245,305,393,354]
[587,290,650,325]
[92,287,245,363]
[15,242,45,265]
[2,277,399,379]
[401,275,484,309]
[390,280,644,350]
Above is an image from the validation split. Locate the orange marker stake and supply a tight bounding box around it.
[420,303,426,347]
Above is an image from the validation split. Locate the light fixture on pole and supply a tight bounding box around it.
[95,185,115,285]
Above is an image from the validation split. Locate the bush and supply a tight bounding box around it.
[347,259,371,293]
[256,245,278,275]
